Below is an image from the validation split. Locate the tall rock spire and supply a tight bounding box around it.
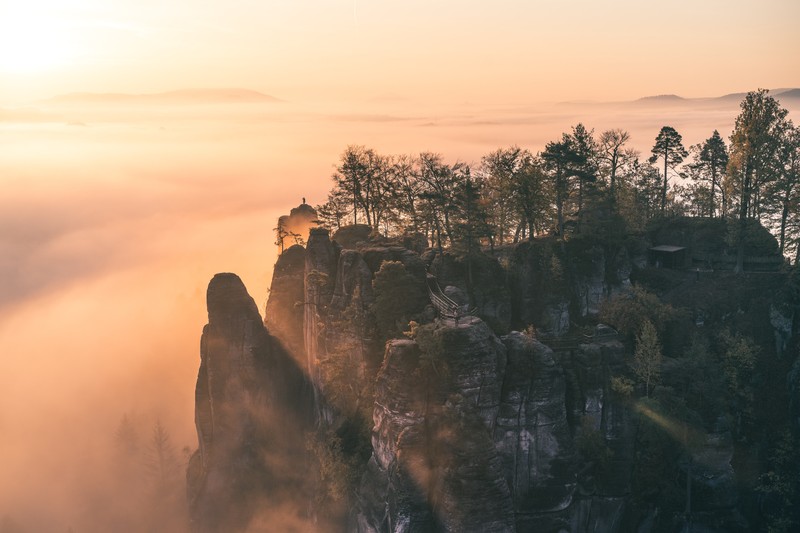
[188,273,315,532]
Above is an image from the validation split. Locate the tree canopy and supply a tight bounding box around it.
[312,91,798,262]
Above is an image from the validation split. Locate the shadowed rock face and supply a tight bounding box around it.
[264,244,306,367]
[188,273,314,533]
[190,218,798,532]
[496,332,577,514]
[358,318,518,532]
[331,249,375,312]
[429,252,512,334]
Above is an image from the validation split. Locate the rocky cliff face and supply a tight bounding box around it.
[497,333,577,523]
[264,244,306,366]
[358,319,517,532]
[190,215,796,532]
[187,273,315,532]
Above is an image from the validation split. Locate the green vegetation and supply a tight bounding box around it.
[632,319,662,397]
[599,285,682,340]
[576,416,613,477]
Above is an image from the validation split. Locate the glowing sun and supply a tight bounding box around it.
[0,9,77,73]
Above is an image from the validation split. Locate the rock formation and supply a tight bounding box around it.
[189,214,797,532]
[187,273,315,532]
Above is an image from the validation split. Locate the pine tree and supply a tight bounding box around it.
[649,126,688,213]
[542,135,579,237]
[698,130,729,217]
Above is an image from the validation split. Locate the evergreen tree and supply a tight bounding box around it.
[568,123,599,222]
[316,189,351,231]
[452,173,493,292]
[698,130,729,217]
[649,126,688,213]
[542,135,579,237]
[388,154,421,235]
[332,146,395,229]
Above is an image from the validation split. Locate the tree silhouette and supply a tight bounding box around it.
[698,130,729,217]
[598,129,631,197]
[649,126,688,213]
[542,135,579,237]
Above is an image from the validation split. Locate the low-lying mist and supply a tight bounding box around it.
[0,92,796,531]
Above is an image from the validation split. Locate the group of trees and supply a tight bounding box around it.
[315,90,799,261]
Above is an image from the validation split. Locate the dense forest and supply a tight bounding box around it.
[308,89,799,269]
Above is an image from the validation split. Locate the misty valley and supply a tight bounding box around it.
[3,89,800,533]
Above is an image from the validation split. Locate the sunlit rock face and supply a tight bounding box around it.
[303,227,339,421]
[188,273,314,533]
[276,202,318,251]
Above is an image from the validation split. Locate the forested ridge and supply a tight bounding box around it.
[185,89,800,533]
[312,89,798,267]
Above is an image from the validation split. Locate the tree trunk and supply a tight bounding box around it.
[710,162,717,218]
[662,149,668,213]
[557,191,564,237]
[735,165,752,274]
[610,150,618,197]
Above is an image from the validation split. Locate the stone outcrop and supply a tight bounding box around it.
[188,273,315,532]
[358,319,516,532]
[276,202,318,250]
[191,215,796,532]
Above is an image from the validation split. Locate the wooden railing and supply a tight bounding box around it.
[426,273,474,320]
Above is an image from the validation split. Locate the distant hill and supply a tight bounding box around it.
[776,88,800,100]
[45,88,282,105]
[636,94,686,103]
[628,89,800,107]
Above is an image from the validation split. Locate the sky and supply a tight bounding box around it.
[1,0,799,104]
[0,1,799,530]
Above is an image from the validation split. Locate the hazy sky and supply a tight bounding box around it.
[1,1,799,530]
[1,0,799,104]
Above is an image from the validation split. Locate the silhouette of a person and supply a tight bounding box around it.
[302,197,306,204]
